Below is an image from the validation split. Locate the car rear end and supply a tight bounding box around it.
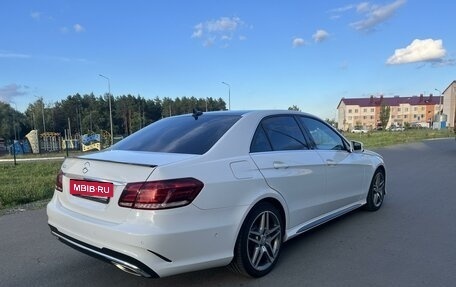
[47,112,254,277]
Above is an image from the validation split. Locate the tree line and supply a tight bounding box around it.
[0,94,227,140]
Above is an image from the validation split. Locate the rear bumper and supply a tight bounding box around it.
[49,225,158,277]
[47,194,247,277]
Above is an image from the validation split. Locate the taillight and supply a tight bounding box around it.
[118,178,204,210]
[56,170,64,192]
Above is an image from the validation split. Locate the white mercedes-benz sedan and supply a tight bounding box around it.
[47,110,386,278]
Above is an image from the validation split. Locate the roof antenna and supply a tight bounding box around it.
[192,108,203,120]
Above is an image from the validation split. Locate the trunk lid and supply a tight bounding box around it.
[57,150,196,223]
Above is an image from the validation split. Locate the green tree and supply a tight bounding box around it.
[0,102,29,140]
[380,104,391,129]
[5,94,227,140]
[144,97,162,124]
[288,105,301,111]
[160,96,226,118]
[325,118,337,128]
[0,102,14,139]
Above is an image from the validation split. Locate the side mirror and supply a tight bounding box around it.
[351,141,364,152]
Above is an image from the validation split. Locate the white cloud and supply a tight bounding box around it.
[73,24,85,33]
[356,2,371,13]
[292,37,305,48]
[207,17,242,32]
[313,30,329,43]
[192,23,203,38]
[203,37,215,47]
[0,84,28,103]
[192,17,246,47]
[386,39,446,65]
[30,11,41,20]
[351,0,406,32]
[0,52,31,59]
[329,5,355,13]
[60,27,69,34]
[432,59,455,67]
[62,24,85,34]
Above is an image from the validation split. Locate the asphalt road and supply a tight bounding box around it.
[1,138,455,287]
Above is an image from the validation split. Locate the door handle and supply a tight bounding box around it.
[326,159,336,166]
[273,161,289,169]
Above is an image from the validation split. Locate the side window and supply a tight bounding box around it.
[251,116,308,152]
[250,126,272,153]
[299,117,346,150]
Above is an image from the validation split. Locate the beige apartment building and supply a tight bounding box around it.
[337,94,442,131]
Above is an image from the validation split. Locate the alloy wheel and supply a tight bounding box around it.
[372,172,385,207]
[246,210,282,271]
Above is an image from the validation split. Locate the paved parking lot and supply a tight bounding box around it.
[1,138,455,287]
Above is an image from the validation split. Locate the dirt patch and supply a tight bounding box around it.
[0,199,50,216]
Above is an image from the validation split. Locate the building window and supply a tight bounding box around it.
[392,115,395,119]
[398,108,401,112]
[348,109,352,113]
[354,109,358,113]
[405,108,409,112]
[414,107,417,111]
[363,108,367,112]
[370,116,374,119]
[421,107,425,111]
[404,115,408,119]
[354,116,359,120]
[414,114,417,119]
[397,115,401,119]
[348,116,352,120]
[363,116,367,119]
[370,108,374,112]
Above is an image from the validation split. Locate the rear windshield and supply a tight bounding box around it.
[112,114,241,155]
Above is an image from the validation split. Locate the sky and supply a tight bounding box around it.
[0,0,455,120]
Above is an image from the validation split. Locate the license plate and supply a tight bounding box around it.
[70,179,114,198]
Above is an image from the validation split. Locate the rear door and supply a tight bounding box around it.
[249,115,327,228]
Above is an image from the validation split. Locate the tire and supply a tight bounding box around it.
[229,202,283,277]
[364,169,386,211]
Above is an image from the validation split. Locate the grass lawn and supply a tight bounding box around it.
[343,128,454,148]
[0,160,62,210]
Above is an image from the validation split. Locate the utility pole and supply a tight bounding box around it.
[42,100,46,133]
[99,74,114,145]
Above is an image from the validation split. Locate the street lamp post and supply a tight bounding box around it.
[221,82,231,110]
[34,95,46,134]
[42,100,46,133]
[11,102,18,140]
[99,74,114,145]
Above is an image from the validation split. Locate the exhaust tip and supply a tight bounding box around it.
[112,261,152,278]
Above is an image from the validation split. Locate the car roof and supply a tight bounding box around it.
[177,109,318,119]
